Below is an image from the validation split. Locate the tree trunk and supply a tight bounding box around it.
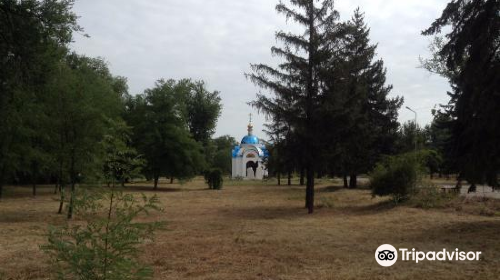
[287,171,291,186]
[57,166,64,213]
[67,151,76,219]
[67,181,75,219]
[304,2,315,214]
[468,183,477,193]
[343,173,348,188]
[154,175,159,190]
[0,167,5,200]
[31,163,37,197]
[305,167,314,213]
[58,184,65,214]
[349,174,357,189]
[300,168,305,186]
[170,177,174,184]
[277,172,281,186]
[56,158,64,211]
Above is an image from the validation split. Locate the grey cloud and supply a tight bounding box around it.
[71,0,452,141]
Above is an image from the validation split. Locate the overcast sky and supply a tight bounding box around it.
[71,0,451,142]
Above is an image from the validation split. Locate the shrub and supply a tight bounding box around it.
[409,184,458,209]
[204,169,223,190]
[41,188,163,280]
[370,153,423,203]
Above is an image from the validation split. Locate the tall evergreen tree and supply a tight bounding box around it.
[248,0,339,213]
[321,9,402,188]
[422,0,500,188]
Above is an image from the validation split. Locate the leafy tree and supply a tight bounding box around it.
[420,149,444,179]
[210,135,237,174]
[422,0,500,188]
[182,81,222,145]
[46,54,124,218]
[102,119,144,187]
[248,0,340,213]
[0,0,81,199]
[125,79,205,188]
[396,121,427,153]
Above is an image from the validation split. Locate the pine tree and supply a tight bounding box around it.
[422,0,500,188]
[321,9,402,187]
[248,0,339,213]
[42,188,163,280]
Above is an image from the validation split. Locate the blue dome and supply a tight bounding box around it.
[232,146,241,158]
[241,135,259,144]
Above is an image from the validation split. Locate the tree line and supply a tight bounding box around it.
[0,0,235,217]
[248,0,499,212]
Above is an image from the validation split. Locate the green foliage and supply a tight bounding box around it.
[0,0,81,198]
[41,188,163,280]
[321,9,402,184]
[204,169,223,190]
[420,149,443,177]
[422,0,500,187]
[182,81,222,145]
[46,55,125,218]
[208,135,237,174]
[247,0,340,213]
[247,3,402,211]
[396,121,427,153]
[125,79,206,188]
[370,153,424,202]
[102,118,144,186]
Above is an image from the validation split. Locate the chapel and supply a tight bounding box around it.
[231,117,269,179]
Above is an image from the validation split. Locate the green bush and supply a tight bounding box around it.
[370,153,423,203]
[204,169,223,190]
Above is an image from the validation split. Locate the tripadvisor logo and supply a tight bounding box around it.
[375,244,398,267]
[375,244,482,267]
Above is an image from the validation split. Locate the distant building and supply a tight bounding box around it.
[231,117,269,179]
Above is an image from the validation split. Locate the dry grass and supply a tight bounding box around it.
[1,178,500,279]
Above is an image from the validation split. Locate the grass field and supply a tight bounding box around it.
[1,178,500,279]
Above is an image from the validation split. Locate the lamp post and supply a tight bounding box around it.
[406,106,418,153]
